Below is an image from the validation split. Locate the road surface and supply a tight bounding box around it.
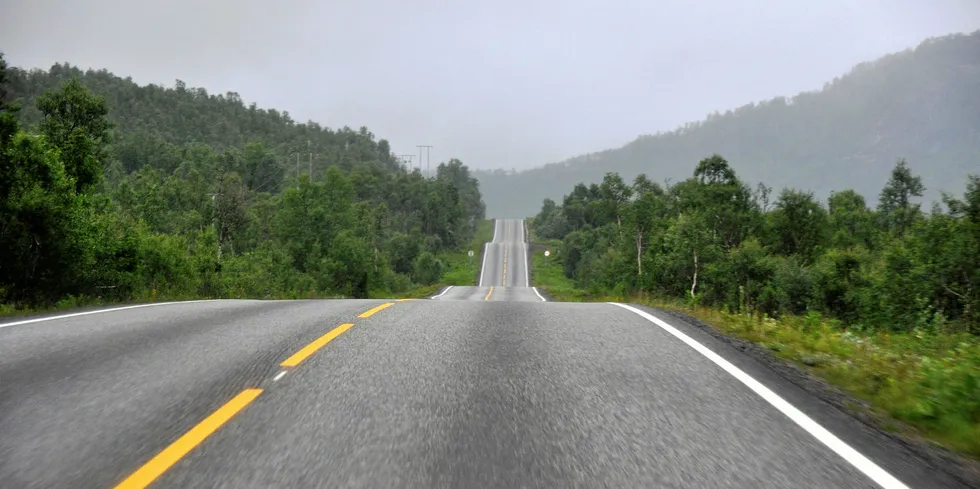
[433,219,545,302]
[0,218,969,489]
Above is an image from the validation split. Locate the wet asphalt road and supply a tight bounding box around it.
[0,219,968,488]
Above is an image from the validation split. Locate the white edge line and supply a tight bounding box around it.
[478,242,490,287]
[522,241,530,288]
[532,287,546,302]
[0,300,219,329]
[608,302,908,489]
[431,285,454,299]
[273,371,287,382]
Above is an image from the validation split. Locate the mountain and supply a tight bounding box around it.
[477,31,980,218]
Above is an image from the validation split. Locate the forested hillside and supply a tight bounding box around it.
[0,55,485,308]
[480,31,980,218]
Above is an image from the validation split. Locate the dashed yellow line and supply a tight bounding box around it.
[485,286,494,301]
[358,302,395,318]
[113,389,263,489]
[280,323,355,367]
[115,299,411,488]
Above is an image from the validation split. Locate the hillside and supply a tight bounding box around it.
[1,57,485,307]
[478,31,980,218]
[6,63,403,178]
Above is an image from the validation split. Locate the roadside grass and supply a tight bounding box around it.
[395,219,496,298]
[529,247,980,459]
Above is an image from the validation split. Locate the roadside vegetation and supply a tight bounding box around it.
[0,56,488,315]
[529,155,980,459]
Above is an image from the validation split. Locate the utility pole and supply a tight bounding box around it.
[417,145,432,175]
[398,154,414,172]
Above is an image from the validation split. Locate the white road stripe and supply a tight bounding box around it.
[532,287,547,302]
[431,286,454,299]
[478,243,490,287]
[522,241,531,288]
[273,371,287,382]
[609,303,909,489]
[0,300,219,329]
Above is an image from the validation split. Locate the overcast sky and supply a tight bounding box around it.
[2,0,978,170]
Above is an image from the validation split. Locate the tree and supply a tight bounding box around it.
[768,189,829,264]
[36,77,112,193]
[878,158,925,237]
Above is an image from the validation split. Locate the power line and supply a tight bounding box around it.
[417,145,432,175]
[398,154,415,172]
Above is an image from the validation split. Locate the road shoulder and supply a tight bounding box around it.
[624,303,980,489]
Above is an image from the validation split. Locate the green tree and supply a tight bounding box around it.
[878,158,925,237]
[36,77,112,193]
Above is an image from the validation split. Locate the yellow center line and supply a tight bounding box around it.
[485,286,494,301]
[113,388,263,489]
[280,323,355,367]
[502,248,508,284]
[358,302,395,318]
[396,298,415,302]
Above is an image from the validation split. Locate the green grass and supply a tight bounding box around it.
[394,219,496,299]
[529,246,980,459]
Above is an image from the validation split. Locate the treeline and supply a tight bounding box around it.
[480,30,980,218]
[0,55,485,307]
[533,155,979,334]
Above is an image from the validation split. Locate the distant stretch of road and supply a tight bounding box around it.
[432,218,545,302]
[0,219,969,488]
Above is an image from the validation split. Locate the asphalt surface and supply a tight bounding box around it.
[0,219,970,488]
[434,218,545,303]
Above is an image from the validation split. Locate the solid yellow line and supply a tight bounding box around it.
[396,299,415,302]
[485,286,494,301]
[113,388,263,489]
[280,323,355,367]
[358,302,395,318]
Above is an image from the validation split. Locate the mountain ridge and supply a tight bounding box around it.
[477,30,980,217]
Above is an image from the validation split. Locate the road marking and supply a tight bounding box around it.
[532,287,547,302]
[484,286,494,301]
[113,388,262,489]
[431,286,454,299]
[502,247,508,285]
[280,323,355,367]
[273,370,287,381]
[0,300,219,329]
[522,240,531,288]
[357,302,395,318]
[478,243,490,287]
[609,303,909,489]
[396,299,415,302]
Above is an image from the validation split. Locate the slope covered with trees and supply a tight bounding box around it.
[480,30,980,218]
[1,56,485,308]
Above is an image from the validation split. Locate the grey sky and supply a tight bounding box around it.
[2,0,978,171]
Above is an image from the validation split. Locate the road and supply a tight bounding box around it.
[433,218,545,302]
[0,218,969,489]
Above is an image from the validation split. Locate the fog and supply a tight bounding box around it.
[2,0,978,170]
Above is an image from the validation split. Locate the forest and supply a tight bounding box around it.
[479,30,980,218]
[533,155,978,334]
[0,54,486,309]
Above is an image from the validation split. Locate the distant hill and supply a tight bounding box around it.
[477,31,980,218]
[5,63,402,177]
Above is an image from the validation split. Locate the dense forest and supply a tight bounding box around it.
[0,55,485,308]
[481,30,980,218]
[532,155,979,334]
